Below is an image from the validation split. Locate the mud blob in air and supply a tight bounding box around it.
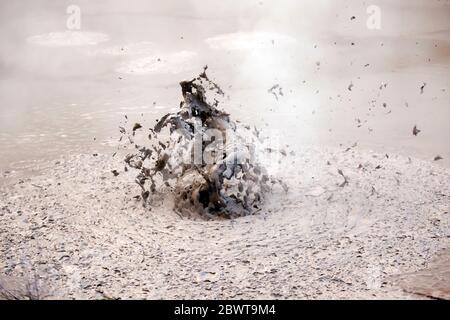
[122,68,287,219]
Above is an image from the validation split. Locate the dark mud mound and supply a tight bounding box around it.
[122,68,287,218]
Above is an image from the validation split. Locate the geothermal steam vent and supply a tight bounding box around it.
[123,68,287,218]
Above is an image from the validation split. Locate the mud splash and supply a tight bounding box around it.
[122,68,287,219]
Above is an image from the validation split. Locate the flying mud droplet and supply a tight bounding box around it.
[420,82,426,94]
[132,123,142,136]
[268,84,283,101]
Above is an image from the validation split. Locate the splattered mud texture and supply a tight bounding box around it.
[121,68,286,219]
[1,146,448,299]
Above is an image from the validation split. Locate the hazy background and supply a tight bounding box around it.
[0,0,449,173]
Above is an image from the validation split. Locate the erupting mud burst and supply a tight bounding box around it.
[120,67,288,219]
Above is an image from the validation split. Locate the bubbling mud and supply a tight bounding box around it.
[122,68,287,218]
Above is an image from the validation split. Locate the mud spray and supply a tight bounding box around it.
[120,68,288,219]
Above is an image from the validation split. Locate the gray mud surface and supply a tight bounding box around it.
[1,146,449,299]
